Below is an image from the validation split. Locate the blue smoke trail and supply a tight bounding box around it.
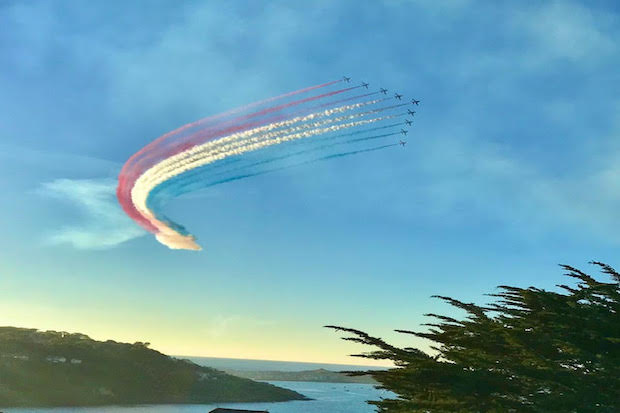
[146,129,403,211]
[147,142,401,215]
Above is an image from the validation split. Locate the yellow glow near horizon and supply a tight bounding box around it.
[0,300,394,368]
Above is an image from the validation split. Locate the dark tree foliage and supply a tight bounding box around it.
[327,262,620,413]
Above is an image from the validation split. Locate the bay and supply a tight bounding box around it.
[6,381,393,413]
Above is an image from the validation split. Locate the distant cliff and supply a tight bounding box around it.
[0,327,307,407]
[226,368,377,384]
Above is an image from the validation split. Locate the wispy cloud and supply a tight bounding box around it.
[206,314,276,338]
[38,179,145,249]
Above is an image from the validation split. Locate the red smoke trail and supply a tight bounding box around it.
[125,81,349,179]
[167,85,364,152]
[152,79,343,143]
[124,79,342,171]
[117,172,159,232]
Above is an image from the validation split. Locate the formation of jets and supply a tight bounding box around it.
[340,76,420,149]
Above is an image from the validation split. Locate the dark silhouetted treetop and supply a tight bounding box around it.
[328,262,620,413]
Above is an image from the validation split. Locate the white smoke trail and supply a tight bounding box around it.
[143,113,402,195]
[137,110,399,195]
[142,107,399,187]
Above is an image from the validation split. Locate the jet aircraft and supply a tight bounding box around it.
[342,76,351,82]
[394,93,403,100]
[405,119,413,126]
[399,140,407,147]
[380,88,388,95]
[400,129,408,136]
[411,98,420,105]
[361,82,369,89]
[407,109,416,116]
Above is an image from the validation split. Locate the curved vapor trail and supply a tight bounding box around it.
[118,80,413,250]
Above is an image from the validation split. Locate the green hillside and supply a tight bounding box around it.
[0,327,307,407]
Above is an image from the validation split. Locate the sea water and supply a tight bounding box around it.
[5,381,393,413]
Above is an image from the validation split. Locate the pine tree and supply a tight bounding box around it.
[327,262,620,413]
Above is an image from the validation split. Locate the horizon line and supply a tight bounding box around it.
[174,354,391,369]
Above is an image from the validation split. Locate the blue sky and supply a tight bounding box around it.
[1,0,619,364]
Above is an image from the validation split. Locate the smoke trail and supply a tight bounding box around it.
[117,95,378,232]
[117,80,348,228]
[117,79,416,250]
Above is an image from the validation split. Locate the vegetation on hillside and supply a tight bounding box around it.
[328,262,620,413]
[0,327,307,407]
